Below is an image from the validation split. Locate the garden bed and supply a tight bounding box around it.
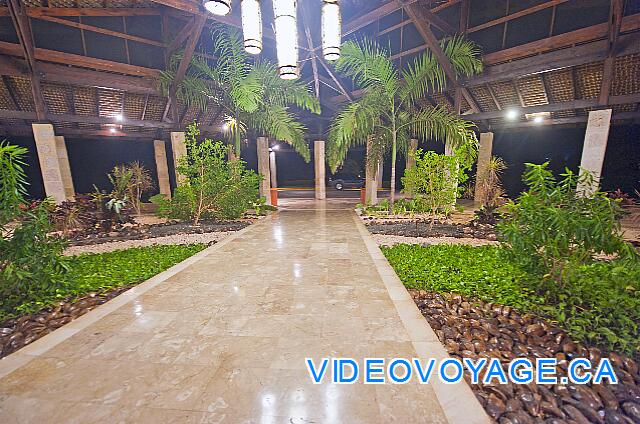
[410,289,640,424]
[61,219,253,247]
[365,218,497,241]
[0,244,206,359]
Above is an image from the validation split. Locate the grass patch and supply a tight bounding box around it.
[3,244,206,320]
[382,244,640,357]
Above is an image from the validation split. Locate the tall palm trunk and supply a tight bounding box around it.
[234,129,242,159]
[390,131,397,205]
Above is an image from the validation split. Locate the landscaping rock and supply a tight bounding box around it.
[410,289,640,424]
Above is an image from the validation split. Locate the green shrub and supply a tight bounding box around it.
[0,141,68,318]
[151,123,260,224]
[383,243,640,357]
[3,244,206,319]
[498,162,636,282]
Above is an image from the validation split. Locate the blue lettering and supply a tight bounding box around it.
[483,358,508,384]
[509,358,533,384]
[388,359,412,384]
[306,358,329,384]
[536,358,558,384]
[440,358,464,384]
[593,359,618,384]
[334,358,358,384]
[365,358,385,384]
[463,358,487,384]
[568,358,592,384]
[413,358,437,384]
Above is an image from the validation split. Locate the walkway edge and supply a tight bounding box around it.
[0,217,269,379]
[352,213,491,424]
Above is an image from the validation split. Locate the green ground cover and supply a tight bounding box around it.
[1,244,206,320]
[383,243,640,357]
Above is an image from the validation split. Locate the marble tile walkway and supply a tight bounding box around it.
[0,200,488,423]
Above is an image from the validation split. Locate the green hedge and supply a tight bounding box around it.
[382,244,640,357]
[2,244,206,320]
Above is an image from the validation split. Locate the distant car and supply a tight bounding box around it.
[328,175,365,190]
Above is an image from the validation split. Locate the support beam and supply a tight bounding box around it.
[473,132,494,205]
[154,139,172,198]
[599,0,624,106]
[577,109,612,197]
[168,15,206,123]
[54,135,75,200]
[257,137,272,205]
[8,0,46,120]
[170,131,188,185]
[32,123,66,204]
[314,140,326,200]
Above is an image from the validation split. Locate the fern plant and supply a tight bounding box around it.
[327,37,482,205]
[159,26,321,161]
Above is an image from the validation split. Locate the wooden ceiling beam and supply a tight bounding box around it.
[0,41,160,77]
[31,14,166,48]
[7,0,47,121]
[599,0,624,106]
[168,14,206,123]
[488,111,640,130]
[464,93,640,121]
[467,0,569,34]
[23,7,162,17]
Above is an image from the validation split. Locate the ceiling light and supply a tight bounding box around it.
[204,0,231,16]
[115,114,123,122]
[505,109,519,120]
[533,116,544,123]
[273,0,299,80]
[241,0,262,54]
[322,0,341,61]
[272,144,280,150]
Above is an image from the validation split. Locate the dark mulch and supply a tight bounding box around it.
[365,219,497,241]
[0,285,135,359]
[65,220,251,247]
[411,289,640,424]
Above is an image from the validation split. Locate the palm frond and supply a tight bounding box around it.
[441,35,483,79]
[399,49,447,105]
[249,105,311,161]
[335,39,398,96]
[326,90,387,171]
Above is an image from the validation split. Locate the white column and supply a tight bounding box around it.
[170,131,187,185]
[377,159,383,189]
[314,140,326,200]
[269,150,278,189]
[257,136,272,205]
[54,136,75,200]
[577,109,612,196]
[474,132,494,204]
[365,137,378,205]
[32,123,66,204]
[444,140,459,207]
[154,139,172,198]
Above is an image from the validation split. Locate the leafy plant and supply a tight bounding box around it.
[401,149,469,227]
[0,140,68,318]
[475,155,507,208]
[2,244,205,320]
[121,161,154,214]
[159,26,320,160]
[384,243,640,358]
[151,123,260,225]
[327,37,482,205]
[498,162,637,283]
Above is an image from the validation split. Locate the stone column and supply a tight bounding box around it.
[377,159,383,189]
[32,123,66,204]
[314,140,326,200]
[153,139,172,198]
[474,132,494,204]
[257,136,272,205]
[365,137,378,205]
[269,150,278,189]
[577,109,612,197]
[54,136,75,200]
[444,140,459,207]
[170,131,187,185]
[406,138,418,171]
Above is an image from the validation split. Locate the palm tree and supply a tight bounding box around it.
[159,26,321,161]
[327,37,483,204]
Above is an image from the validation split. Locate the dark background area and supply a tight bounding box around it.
[6,123,639,200]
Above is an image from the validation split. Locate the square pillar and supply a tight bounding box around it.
[170,131,187,185]
[377,159,383,189]
[314,140,326,200]
[257,136,272,205]
[577,109,612,197]
[406,138,418,171]
[474,132,494,204]
[32,123,66,204]
[365,137,378,205]
[54,136,75,200]
[154,140,172,198]
[269,150,278,189]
